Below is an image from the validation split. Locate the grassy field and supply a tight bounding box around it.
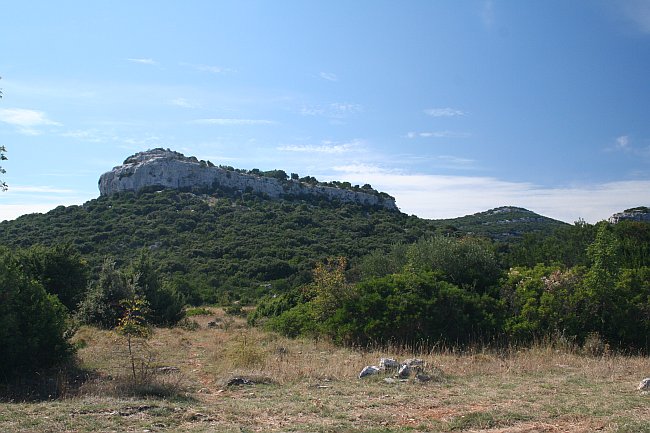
[1,309,649,433]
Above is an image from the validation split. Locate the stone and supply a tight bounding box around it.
[156,366,180,374]
[359,365,380,378]
[397,364,411,379]
[99,148,398,210]
[379,358,400,370]
[638,377,650,391]
[226,377,255,387]
[403,358,425,367]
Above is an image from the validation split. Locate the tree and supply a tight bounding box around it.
[128,250,184,326]
[1,77,7,191]
[19,244,89,311]
[76,258,133,328]
[0,247,72,376]
[115,296,151,384]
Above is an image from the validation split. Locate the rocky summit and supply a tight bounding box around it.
[98,148,398,210]
[609,207,650,224]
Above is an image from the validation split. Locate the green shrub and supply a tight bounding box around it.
[0,248,73,376]
[325,271,502,346]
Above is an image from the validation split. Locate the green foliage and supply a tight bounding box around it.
[502,230,650,350]
[77,254,184,328]
[406,236,501,293]
[355,242,409,280]
[17,244,89,311]
[115,296,151,339]
[0,189,446,303]
[327,271,502,346]
[506,219,597,268]
[501,264,586,342]
[185,307,213,317]
[76,258,133,328]
[266,302,318,338]
[0,248,73,376]
[129,250,184,326]
[303,257,355,322]
[115,296,152,384]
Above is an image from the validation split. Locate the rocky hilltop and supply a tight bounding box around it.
[99,148,398,210]
[608,206,650,224]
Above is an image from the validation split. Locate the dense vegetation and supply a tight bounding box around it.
[253,220,650,351]
[0,188,563,305]
[1,181,647,380]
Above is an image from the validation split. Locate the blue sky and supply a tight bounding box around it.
[1,1,649,223]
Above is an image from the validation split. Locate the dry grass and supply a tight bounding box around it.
[1,308,649,432]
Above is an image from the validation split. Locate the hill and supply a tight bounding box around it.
[442,206,568,241]
[0,150,567,303]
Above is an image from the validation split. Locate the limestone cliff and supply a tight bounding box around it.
[608,207,650,224]
[98,148,398,210]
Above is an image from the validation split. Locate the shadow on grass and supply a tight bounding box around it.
[0,361,98,402]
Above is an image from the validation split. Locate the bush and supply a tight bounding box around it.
[325,271,502,346]
[76,258,133,328]
[0,248,73,377]
[17,244,89,312]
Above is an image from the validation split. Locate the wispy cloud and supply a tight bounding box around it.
[328,165,650,223]
[60,129,115,143]
[406,131,471,139]
[0,108,61,135]
[127,58,157,65]
[319,72,338,82]
[300,102,363,119]
[278,139,363,154]
[192,118,276,126]
[609,134,650,158]
[171,98,196,108]
[424,108,467,117]
[616,135,630,150]
[0,108,60,127]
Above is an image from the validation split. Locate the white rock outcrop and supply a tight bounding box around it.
[609,207,650,224]
[99,148,398,210]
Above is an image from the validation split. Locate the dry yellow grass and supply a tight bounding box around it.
[1,308,649,432]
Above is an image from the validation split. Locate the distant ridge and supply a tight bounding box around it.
[608,206,650,224]
[99,148,398,210]
[442,206,567,240]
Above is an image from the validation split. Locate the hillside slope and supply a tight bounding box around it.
[0,150,567,302]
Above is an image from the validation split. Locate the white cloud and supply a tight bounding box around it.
[330,103,362,114]
[278,139,363,154]
[127,58,157,65]
[424,108,467,117]
[610,134,650,158]
[328,165,650,223]
[192,118,276,125]
[300,102,363,119]
[61,129,118,143]
[196,65,224,73]
[319,72,338,82]
[171,98,196,108]
[0,108,61,127]
[406,131,471,139]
